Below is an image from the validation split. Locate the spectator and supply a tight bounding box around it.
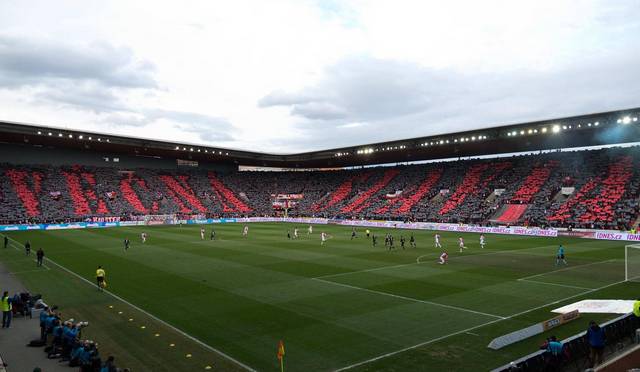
[101,355,118,372]
[541,335,564,371]
[39,306,50,340]
[1,291,12,328]
[587,320,606,367]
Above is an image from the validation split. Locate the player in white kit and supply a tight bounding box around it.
[141,232,147,243]
[293,227,299,239]
[458,237,467,252]
[434,233,442,249]
[242,225,249,237]
[479,234,485,249]
[200,227,205,240]
[438,251,448,264]
[308,225,313,235]
[321,232,327,246]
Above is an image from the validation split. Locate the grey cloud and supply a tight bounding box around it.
[258,90,320,107]
[33,81,130,114]
[265,52,640,152]
[0,35,157,89]
[259,57,459,123]
[147,109,236,142]
[291,102,347,120]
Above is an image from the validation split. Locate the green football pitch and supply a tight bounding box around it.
[1,223,638,371]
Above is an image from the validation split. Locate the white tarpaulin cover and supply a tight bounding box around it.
[552,300,635,314]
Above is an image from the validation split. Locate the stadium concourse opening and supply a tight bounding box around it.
[0,109,640,371]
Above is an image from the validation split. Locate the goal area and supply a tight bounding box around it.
[625,244,640,282]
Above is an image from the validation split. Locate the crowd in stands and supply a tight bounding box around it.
[1,147,639,230]
[1,288,125,372]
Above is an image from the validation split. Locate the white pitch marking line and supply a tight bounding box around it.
[312,277,506,320]
[517,278,594,290]
[334,277,629,371]
[517,259,617,281]
[315,244,558,280]
[1,234,256,372]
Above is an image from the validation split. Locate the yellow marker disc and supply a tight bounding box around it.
[155,333,160,337]
[205,366,212,370]
[140,326,146,329]
[108,305,114,309]
[128,318,133,322]
[169,343,175,347]
[186,354,192,358]
[118,311,123,314]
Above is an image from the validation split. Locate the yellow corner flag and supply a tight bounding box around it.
[277,340,285,372]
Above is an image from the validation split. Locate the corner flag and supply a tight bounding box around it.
[277,340,285,372]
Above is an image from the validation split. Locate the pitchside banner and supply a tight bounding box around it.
[488,310,580,350]
[333,220,559,237]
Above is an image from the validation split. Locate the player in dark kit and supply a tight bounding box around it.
[25,241,31,256]
[400,236,405,250]
[410,234,416,248]
[287,230,291,239]
[351,228,356,240]
[372,235,377,247]
[36,248,44,267]
[210,229,216,240]
[123,238,130,252]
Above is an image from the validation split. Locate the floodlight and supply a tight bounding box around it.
[79,135,83,139]
[622,116,631,124]
[37,131,42,135]
[552,125,560,133]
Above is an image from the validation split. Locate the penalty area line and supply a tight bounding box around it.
[334,277,629,371]
[517,278,593,290]
[312,277,506,320]
[1,234,256,372]
[517,259,618,281]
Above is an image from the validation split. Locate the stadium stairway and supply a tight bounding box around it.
[312,175,358,212]
[159,175,206,213]
[208,173,251,213]
[119,178,148,214]
[577,156,633,224]
[62,170,92,216]
[80,171,110,215]
[439,163,489,215]
[6,169,41,217]
[341,169,399,213]
[394,169,442,215]
[511,162,557,203]
[495,204,529,224]
[547,177,600,224]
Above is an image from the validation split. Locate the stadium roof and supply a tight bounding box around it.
[1,107,639,168]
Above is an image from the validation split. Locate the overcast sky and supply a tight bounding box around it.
[1,1,639,153]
